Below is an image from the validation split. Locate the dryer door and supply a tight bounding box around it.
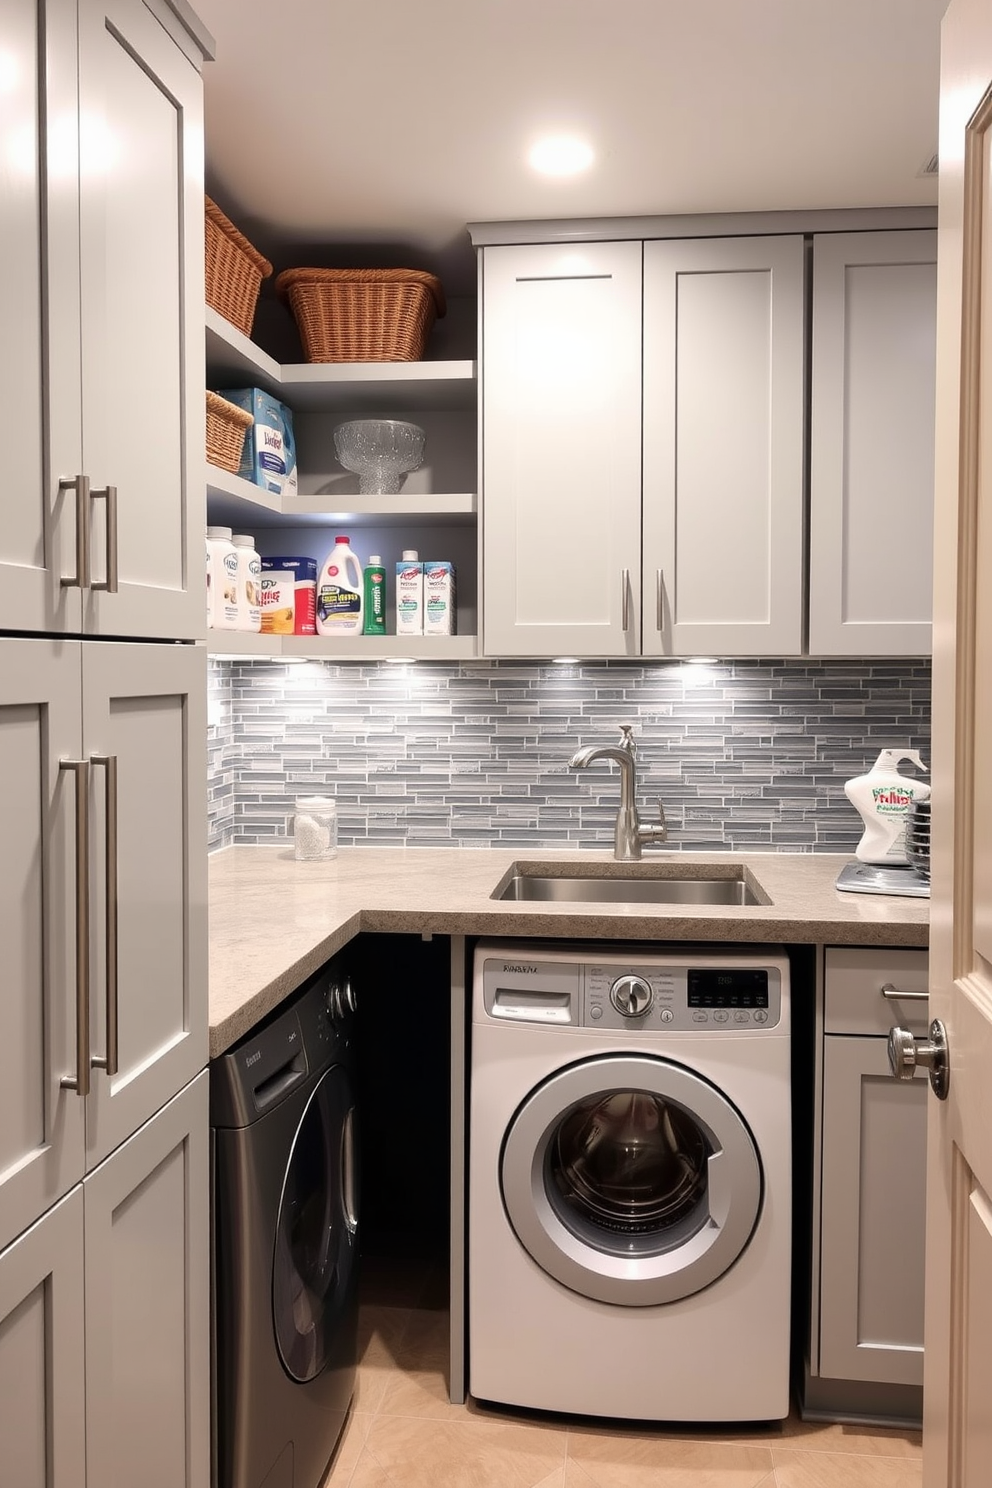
[272,1063,359,1381]
[501,1054,762,1306]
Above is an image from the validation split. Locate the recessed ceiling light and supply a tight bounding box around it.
[528,135,594,177]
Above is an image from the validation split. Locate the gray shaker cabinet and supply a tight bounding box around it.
[0,638,207,1259]
[0,0,205,639]
[480,235,806,658]
[481,240,644,657]
[642,235,806,657]
[808,946,929,1421]
[808,231,937,656]
[0,1074,209,1488]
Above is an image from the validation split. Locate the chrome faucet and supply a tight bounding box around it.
[569,725,668,861]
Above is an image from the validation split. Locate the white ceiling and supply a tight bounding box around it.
[194,0,948,295]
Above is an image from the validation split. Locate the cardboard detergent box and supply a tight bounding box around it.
[216,387,297,498]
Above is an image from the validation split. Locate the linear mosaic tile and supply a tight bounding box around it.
[206,658,931,855]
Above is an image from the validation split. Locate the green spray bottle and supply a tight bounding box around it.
[363,554,386,635]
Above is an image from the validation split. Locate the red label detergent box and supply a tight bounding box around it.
[216,387,297,498]
[261,556,317,634]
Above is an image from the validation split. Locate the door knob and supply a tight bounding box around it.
[887,1019,949,1100]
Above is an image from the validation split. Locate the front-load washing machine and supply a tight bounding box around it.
[468,940,791,1422]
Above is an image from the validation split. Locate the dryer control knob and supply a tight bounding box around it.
[326,981,343,1021]
[610,974,653,1018]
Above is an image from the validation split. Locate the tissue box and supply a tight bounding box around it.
[216,387,297,498]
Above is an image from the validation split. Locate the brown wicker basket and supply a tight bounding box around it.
[206,390,253,473]
[274,267,446,363]
[205,196,273,337]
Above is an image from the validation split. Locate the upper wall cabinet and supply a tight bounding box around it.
[642,237,805,657]
[481,242,643,657]
[808,231,937,656]
[1,0,205,640]
[480,237,805,658]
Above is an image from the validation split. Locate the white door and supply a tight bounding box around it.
[924,1,992,1481]
[84,1072,210,1488]
[77,0,205,641]
[0,640,86,1254]
[81,642,207,1168]
[0,1188,86,1488]
[642,236,805,657]
[808,230,937,657]
[481,241,643,657]
[0,0,84,633]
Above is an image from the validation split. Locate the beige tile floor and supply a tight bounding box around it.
[320,1258,923,1488]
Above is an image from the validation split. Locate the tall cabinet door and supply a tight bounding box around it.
[84,1072,209,1488]
[0,0,84,633]
[808,231,937,656]
[81,642,207,1169]
[0,1188,86,1488]
[77,0,205,641]
[482,241,643,657]
[0,641,86,1254]
[642,236,806,657]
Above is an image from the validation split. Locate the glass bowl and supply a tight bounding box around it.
[333,419,426,494]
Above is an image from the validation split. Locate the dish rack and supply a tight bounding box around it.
[904,799,931,880]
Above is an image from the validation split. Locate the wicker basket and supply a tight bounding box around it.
[206,390,253,473]
[205,196,273,337]
[274,267,446,362]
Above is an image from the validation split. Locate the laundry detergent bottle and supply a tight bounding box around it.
[844,748,931,864]
[316,535,363,635]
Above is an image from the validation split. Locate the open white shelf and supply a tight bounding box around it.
[208,632,479,661]
[205,307,477,412]
[206,463,477,530]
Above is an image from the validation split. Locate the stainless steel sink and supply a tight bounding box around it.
[492,866,767,906]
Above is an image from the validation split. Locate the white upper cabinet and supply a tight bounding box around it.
[808,231,937,656]
[1,0,205,640]
[481,242,643,657]
[481,236,806,658]
[642,237,806,657]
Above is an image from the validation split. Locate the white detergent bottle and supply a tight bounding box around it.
[316,535,364,636]
[845,748,931,864]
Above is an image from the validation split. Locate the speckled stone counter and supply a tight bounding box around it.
[208,846,929,1057]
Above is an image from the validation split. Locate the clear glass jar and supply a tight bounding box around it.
[293,795,337,861]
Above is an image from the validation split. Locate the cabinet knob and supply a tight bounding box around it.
[887,1020,949,1100]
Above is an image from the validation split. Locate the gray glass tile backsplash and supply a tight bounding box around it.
[207,658,931,855]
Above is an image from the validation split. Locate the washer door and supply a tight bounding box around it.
[500,1054,762,1306]
[272,1064,359,1381]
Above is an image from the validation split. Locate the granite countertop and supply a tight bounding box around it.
[208,846,929,1057]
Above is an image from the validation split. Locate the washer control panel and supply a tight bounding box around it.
[481,945,785,1032]
[586,961,782,1031]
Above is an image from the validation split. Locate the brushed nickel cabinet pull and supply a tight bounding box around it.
[90,485,119,593]
[58,476,91,590]
[91,755,119,1077]
[657,569,665,634]
[621,569,630,632]
[880,983,929,1002]
[59,760,91,1098]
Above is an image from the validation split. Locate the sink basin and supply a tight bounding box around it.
[491,864,768,906]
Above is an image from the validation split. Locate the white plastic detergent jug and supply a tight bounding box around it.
[844,748,931,864]
[316,535,363,636]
